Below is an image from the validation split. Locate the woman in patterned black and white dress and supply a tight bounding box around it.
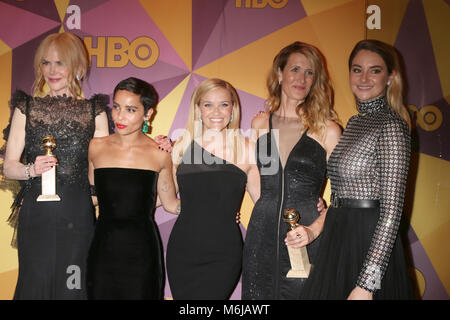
[299,39,413,300]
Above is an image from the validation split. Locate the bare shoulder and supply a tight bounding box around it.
[143,136,172,167]
[325,120,342,141]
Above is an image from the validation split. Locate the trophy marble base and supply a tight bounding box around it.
[286,246,311,278]
[36,166,61,202]
[37,194,61,202]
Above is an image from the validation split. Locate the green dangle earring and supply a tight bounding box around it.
[142,120,149,133]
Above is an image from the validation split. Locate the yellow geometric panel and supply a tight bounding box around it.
[366,0,409,45]
[149,74,191,138]
[0,184,18,273]
[410,153,450,239]
[420,219,450,295]
[0,269,18,300]
[0,51,12,134]
[54,0,70,22]
[139,0,192,70]
[423,0,450,99]
[301,0,355,16]
[0,39,10,57]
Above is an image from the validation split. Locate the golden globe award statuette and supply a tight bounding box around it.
[283,209,311,278]
[36,136,61,202]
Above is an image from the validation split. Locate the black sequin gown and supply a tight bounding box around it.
[166,141,246,299]
[242,113,327,299]
[6,91,108,299]
[300,96,413,299]
[87,168,164,300]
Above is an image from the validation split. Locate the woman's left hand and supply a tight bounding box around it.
[347,286,373,300]
[155,135,173,152]
[284,225,315,248]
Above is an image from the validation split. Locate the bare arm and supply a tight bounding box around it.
[88,139,98,206]
[94,112,109,138]
[157,152,180,214]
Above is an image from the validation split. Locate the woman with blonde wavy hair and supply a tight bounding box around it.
[3,32,109,299]
[166,78,260,299]
[242,41,342,299]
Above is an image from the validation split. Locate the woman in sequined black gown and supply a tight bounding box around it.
[87,78,180,299]
[3,33,109,299]
[300,40,413,299]
[242,42,342,300]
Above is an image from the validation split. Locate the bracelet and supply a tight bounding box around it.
[25,163,32,179]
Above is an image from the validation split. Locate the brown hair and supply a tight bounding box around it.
[349,39,411,129]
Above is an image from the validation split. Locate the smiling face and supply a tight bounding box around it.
[112,89,153,135]
[350,49,395,101]
[41,45,70,97]
[278,52,314,105]
[196,87,234,132]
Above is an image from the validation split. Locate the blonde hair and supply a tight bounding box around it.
[172,78,245,165]
[267,41,339,140]
[349,39,411,129]
[32,32,89,98]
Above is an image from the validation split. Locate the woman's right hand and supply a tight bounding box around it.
[33,155,58,177]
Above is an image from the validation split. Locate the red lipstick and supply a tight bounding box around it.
[116,123,127,129]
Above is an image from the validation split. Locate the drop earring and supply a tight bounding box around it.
[76,74,81,81]
[142,120,149,133]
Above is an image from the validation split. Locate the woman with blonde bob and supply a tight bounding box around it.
[242,41,342,299]
[166,78,260,299]
[3,32,109,299]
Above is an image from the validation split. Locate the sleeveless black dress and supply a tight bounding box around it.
[166,141,246,299]
[242,113,327,299]
[87,168,164,300]
[5,91,108,300]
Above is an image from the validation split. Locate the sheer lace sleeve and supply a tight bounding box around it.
[356,117,410,292]
[3,90,30,143]
[90,93,109,116]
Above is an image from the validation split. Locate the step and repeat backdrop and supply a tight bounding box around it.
[0,0,448,299]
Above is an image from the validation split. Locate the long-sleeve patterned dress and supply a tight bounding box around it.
[300,95,413,299]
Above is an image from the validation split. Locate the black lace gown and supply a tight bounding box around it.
[242,113,327,299]
[166,141,246,299]
[7,91,108,299]
[87,168,164,300]
[300,96,413,299]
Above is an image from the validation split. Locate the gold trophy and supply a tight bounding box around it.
[283,209,311,278]
[36,135,61,202]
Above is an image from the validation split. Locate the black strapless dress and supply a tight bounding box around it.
[166,142,246,299]
[242,115,327,299]
[87,168,164,300]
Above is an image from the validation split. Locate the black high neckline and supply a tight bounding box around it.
[356,95,387,115]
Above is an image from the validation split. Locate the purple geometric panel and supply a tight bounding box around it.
[0,2,60,49]
[192,0,228,69]
[394,0,448,160]
[81,0,188,70]
[83,58,189,99]
[395,0,442,105]
[193,0,306,69]
[0,0,60,21]
[408,227,450,300]
[11,27,61,96]
[66,0,111,14]
[413,97,450,161]
[236,87,266,132]
[168,74,207,137]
